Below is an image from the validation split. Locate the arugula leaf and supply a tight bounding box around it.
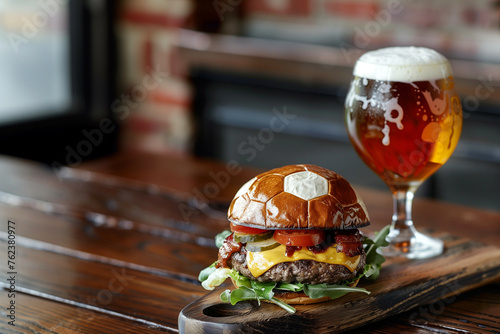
[276,282,304,292]
[220,289,231,303]
[364,263,381,280]
[364,225,390,262]
[229,286,260,305]
[270,297,297,314]
[215,230,232,248]
[251,281,276,300]
[221,284,296,313]
[303,283,370,300]
[362,225,390,280]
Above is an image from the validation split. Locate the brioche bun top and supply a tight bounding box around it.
[228,165,369,230]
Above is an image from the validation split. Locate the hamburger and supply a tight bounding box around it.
[199,164,388,313]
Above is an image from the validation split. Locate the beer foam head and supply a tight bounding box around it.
[353,47,453,82]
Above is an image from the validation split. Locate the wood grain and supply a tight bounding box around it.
[0,203,218,281]
[353,281,500,333]
[61,151,261,204]
[0,154,498,333]
[72,154,500,247]
[360,187,500,247]
[0,156,229,244]
[0,293,173,333]
[0,241,205,331]
[179,232,500,333]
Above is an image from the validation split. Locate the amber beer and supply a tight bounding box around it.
[345,49,463,191]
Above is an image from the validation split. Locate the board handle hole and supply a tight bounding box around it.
[203,302,255,317]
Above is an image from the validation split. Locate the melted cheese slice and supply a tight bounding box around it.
[247,244,360,278]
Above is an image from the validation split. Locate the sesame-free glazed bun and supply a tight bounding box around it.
[228,165,369,230]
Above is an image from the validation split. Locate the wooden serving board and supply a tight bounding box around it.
[178,232,500,333]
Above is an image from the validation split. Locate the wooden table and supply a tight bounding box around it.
[0,152,498,333]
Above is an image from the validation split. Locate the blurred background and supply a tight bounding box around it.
[0,0,498,211]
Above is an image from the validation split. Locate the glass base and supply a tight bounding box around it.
[379,225,444,259]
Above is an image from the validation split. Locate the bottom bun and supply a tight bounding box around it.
[231,278,360,305]
[270,291,331,305]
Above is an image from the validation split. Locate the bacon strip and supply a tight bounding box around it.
[216,233,242,268]
[335,229,363,257]
[285,246,302,257]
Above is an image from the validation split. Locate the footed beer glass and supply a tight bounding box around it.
[345,47,463,259]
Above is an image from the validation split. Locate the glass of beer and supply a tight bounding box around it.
[345,47,463,259]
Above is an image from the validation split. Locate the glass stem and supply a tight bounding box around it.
[391,189,415,237]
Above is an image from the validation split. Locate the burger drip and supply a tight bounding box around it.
[216,233,242,268]
[308,242,331,254]
[283,230,363,257]
[335,229,363,257]
[285,243,333,257]
[285,246,302,257]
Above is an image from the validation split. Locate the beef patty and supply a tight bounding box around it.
[227,245,366,285]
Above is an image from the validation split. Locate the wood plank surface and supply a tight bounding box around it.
[0,157,228,244]
[353,280,500,333]
[179,232,500,333]
[0,203,218,281]
[0,293,172,333]
[71,153,500,247]
[0,241,205,331]
[60,152,261,204]
[0,154,498,333]
[359,187,500,247]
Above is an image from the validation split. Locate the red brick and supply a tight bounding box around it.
[126,114,168,134]
[245,0,312,17]
[121,10,187,28]
[143,35,153,70]
[324,0,379,20]
[150,89,190,107]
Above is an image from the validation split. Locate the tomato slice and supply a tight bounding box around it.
[230,222,267,235]
[273,230,326,247]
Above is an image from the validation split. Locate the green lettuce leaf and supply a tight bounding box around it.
[219,289,231,303]
[198,261,217,282]
[201,268,232,290]
[215,230,231,248]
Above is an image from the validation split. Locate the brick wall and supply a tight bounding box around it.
[115,0,499,154]
[242,0,500,62]
[116,0,194,154]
